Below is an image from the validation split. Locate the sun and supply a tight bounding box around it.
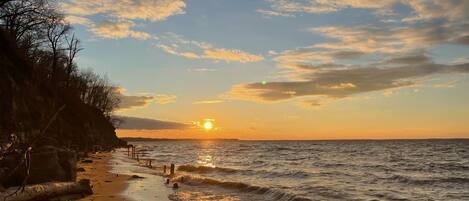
[203,121,214,131]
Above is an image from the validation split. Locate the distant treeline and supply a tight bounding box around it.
[0,0,119,117]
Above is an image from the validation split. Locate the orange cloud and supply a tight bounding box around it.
[193,100,224,104]
[90,20,150,40]
[156,33,264,63]
[203,48,264,63]
[62,0,186,39]
[62,0,186,21]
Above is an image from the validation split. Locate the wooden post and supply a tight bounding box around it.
[163,165,166,174]
[127,146,130,157]
[170,163,175,175]
[149,160,152,168]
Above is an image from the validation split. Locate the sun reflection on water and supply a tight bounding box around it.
[196,141,215,167]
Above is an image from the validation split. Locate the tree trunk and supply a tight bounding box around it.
[0,179,92,201]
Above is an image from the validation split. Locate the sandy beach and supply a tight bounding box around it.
[77,152,130,201]
[76,150,172,201]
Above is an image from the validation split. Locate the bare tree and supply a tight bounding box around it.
[0,0,13,8]
[0,0,51,45]
[64,33,81,86]
[45,13,70,82]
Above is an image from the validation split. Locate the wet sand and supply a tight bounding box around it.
[77,152,130,201]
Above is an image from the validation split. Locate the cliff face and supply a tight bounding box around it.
[0,29,125,151]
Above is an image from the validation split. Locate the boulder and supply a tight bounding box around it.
[28,146,67,184]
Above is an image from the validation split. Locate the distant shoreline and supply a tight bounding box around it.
[120,137,469,142]
[121,137,241,141]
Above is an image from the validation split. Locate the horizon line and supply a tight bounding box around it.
[120,137,469,141]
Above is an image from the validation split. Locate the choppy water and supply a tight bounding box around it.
[124,140,469,201]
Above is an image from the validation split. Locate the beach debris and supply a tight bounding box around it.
[0,179,92,201]
[131,175,144,179]
[172,183,179,189]
[81,159,93,163]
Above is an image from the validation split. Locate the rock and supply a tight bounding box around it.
[76,168,85,172]
[130,175,144,179]
[77,179,93,195]
[27,146,67,184]
[0,146,78,186]
[77,152,87,159]
[81,159,93,163]
[173,183,179,189]
[58,149,77,181]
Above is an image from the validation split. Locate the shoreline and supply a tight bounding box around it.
[76,149,172,201]
[77,151,130,201]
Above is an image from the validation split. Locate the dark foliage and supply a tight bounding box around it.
[0,0,125,152]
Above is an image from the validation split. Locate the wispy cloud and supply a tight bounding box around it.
[298,99,322,109]
[256,9,294,17]
[204,48,264,63]
[276,48,364,65]
[90,20,151,40]
[260,0,469,23]
[433,80,458,88]
[310,24,467,54]
[61,0,186,21]
[65,15,93,25]
[155,33,264,63]
[193,100,224,104]
[154,94,177,104]
[188,68,218,73]
[259,0,396,16]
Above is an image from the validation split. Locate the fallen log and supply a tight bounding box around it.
[0,179,92,201]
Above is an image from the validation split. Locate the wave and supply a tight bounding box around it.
[173,174,312,201]
[388,175,469,185]
[177,165,310,178]
[178,165,239,173]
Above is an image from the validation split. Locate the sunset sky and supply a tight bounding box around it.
[62,0,469,140]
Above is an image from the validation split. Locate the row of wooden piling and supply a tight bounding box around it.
[127,145,175,174]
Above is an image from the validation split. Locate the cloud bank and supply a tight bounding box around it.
[227,0,469,107]
[230,56,469,102]
[117,116,189,130]
[114,88,176,110]
[62,0,186,39]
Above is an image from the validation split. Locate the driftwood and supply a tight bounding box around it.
[0,179,92,201]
